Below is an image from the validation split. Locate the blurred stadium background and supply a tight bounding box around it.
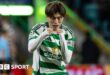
[0,0,110,75]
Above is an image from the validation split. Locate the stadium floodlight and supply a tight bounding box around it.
[0,5,33,16]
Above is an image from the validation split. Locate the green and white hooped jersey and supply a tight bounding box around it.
[28,22,76,75]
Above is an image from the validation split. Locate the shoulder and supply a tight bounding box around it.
[62,24,76,40]
[32,22,47,31]
[62,24,73,35]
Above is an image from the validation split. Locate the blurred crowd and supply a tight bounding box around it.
[65,0,110,41]
[63,0,110,64]
[0,17,30,74]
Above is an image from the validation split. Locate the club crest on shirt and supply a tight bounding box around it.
[52,47,59,55]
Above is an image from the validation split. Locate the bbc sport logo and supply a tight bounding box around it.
[0,64,29,70]
[0,64,3,70]
[4,64,10,70]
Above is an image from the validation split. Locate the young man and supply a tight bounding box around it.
[28,1,75,75]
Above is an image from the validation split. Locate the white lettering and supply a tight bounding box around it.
[11,64,29,69]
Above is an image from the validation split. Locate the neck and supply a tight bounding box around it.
[53,28,57,31]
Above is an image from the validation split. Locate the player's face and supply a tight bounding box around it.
[47,13,64,30]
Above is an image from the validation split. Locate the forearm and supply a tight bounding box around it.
[60,34,73,64]
[28,30,49,53]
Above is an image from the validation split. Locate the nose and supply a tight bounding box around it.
[54,18,58,23]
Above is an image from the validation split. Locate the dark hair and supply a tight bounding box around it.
[45,1,66,17]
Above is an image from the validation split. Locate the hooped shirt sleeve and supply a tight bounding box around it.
[28,24,49,71]
[60,28,76,64]
[28,24,49,53]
